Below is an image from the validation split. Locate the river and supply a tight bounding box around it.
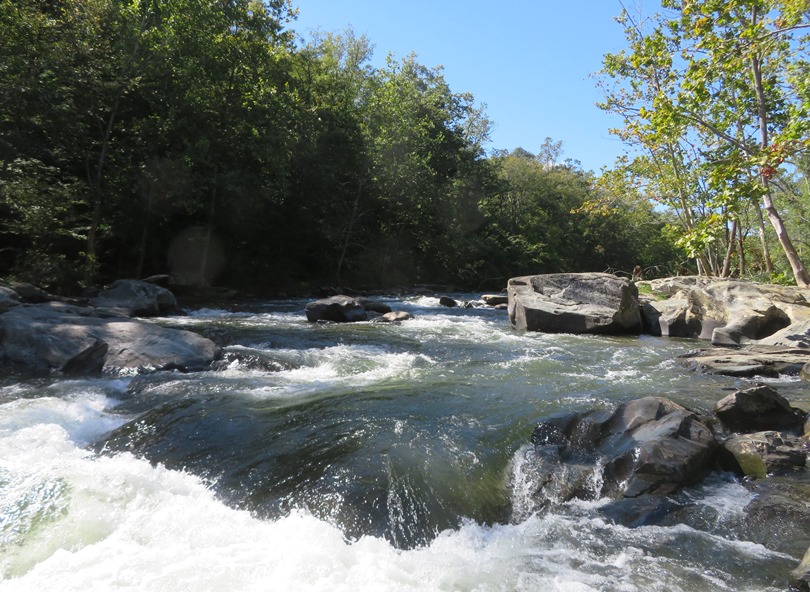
[1,295,807,591]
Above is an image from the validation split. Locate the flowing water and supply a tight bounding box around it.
[1,295,808,591]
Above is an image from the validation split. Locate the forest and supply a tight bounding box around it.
[1,0,808,295]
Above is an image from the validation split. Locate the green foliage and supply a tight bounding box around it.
[0,0,690,294]
[598,0,810,285]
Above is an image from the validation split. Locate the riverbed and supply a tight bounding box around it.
[1,295,807,591]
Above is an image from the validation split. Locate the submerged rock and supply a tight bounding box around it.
[520,397,718,510]
[507,273,641,334]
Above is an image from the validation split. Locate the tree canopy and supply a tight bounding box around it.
[0,0,718,294]
[597,0,810,286]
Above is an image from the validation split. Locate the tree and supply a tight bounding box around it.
[599,0,810,285]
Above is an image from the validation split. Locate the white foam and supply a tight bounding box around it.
[0,425,792,592]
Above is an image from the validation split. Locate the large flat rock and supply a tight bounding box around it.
[0,302,220,375]
[678,346,810,378]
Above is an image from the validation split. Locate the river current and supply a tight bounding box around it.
[1,295,808,591]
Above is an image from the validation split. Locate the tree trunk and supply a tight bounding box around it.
[721,219,737,278]
[336,176,365,289]
[753,201,774,274]
[750,35,809,286]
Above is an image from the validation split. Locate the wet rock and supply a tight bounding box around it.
[714,384,806,434]
[357,298,392,315]
[481,294,508,306]
[372,311,414,323]
[792,547,810,591]
[507,273,641,334]
[524,397,718,505]
[718,432,806,478]
[439,296,459,308]
[678,346,810,378]
[90,278,181,317]
[305,295,368,322]
[742,475,810,558]
[0,302,220,375]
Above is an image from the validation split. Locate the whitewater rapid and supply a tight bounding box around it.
[0,296,804,591]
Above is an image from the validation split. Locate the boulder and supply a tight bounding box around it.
[714,384,805,433]
[5,281,53,303]
[0,287,21,313]
[678,346,810,378]
[639,276,714,298]
[718,431,806,478]
[645,279,810,347]
[507,273,641,334]
[305,295,368,322]
[481,294,508,306]
[439,296,459,308]
[521,397,718,507]
[642,296,700,338]
[357,298,392,315]
[793,546,810,591]
[0,302,220,375]
[90,279,180,317]
[372,311,414,323]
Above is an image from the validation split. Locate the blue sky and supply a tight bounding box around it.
[291,1,657,173]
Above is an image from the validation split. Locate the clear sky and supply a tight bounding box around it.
[290,1,654,174]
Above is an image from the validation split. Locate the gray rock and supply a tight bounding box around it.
[305,295,368,322]
[439,296,459,308]
[0,302,219,375]
[372,311,414,323]
[792,546,810,591]
[523,397,717,506]
[641,276,714,298]
[678,346,810,378]
[481,294,508,306]
[714,384,805,433]
[90,279,180,317]
[507,273,641,334]
[356,298,392,315]
[0,287,21,312]
[719,431,806,479]
[645,278,810,347]
[643,297,701,338]
[6,282,53,303]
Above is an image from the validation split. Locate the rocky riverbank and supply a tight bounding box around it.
[506,273,810,381]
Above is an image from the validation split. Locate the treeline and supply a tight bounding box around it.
[0,0,678,295]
